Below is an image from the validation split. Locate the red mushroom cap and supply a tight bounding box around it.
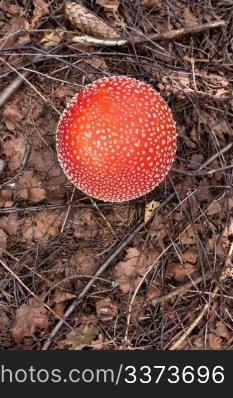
[56,75,176,202]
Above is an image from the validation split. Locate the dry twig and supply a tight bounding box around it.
[132,20,226,44]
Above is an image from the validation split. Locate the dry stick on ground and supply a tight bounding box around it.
[41,192,175,350]
[168,241,233,350]
[131,20,226,44]
[0,20,226,109]
[0,70,31,109]
[71,36,127,46]
[41,220,144,349]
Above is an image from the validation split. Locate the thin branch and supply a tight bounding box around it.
[41,220,146,350]
[41,193,175,350]
[0,70,31,109]
[132,20,226,44]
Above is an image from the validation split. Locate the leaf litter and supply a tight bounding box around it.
[11,297,49,341]
[0,0,233,350]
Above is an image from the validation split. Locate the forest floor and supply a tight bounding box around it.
[0,0,233,350]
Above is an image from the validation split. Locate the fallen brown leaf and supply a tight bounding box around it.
[166,262,196,282]
[2,137,26,171]
[17,175,46,203]
[0,189,13,208]
[109,205,133,226]
[150,214,169,245]
[16,175,45,203]
[3,105,23,122]
[68,252,98,281]
[182,249,198,264]
[11,297,49,341]
[141,59,160,78]
[180,225,196,245]
[31,0,49,28]
[53,302,65,319]
[28,148,56,172]
[223,218,233,238]
[160,74,191,99]
[178,125,196,149]
[52,290,76,304]
[176,176,195,199]
[40,28,65,49]
[213,120,231,141]
[7,4,20,15]
[31,103,44,121]
[54,85,76,101]
[52,290,76,319]
[141,0,160,7]
[47,165,67,190]
[207,201,222,215]
[207,234,226,257]
[61,324,98,350]
[208,333,222,350]
[96,297,118,321]
[72,209,98,239]
[78,313,97,323]
[183,7,198,27]
[0,212,18,236]
[215,321,230,339]
[114,247,154,293]
[21,210,62,245]
[86,56,108,71]
[192,336,205,349]
[146,284,160,301]
[114,247,140,293]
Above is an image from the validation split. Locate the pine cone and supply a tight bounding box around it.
[65,2,120,39]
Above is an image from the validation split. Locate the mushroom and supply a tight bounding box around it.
[56,75,176,202]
